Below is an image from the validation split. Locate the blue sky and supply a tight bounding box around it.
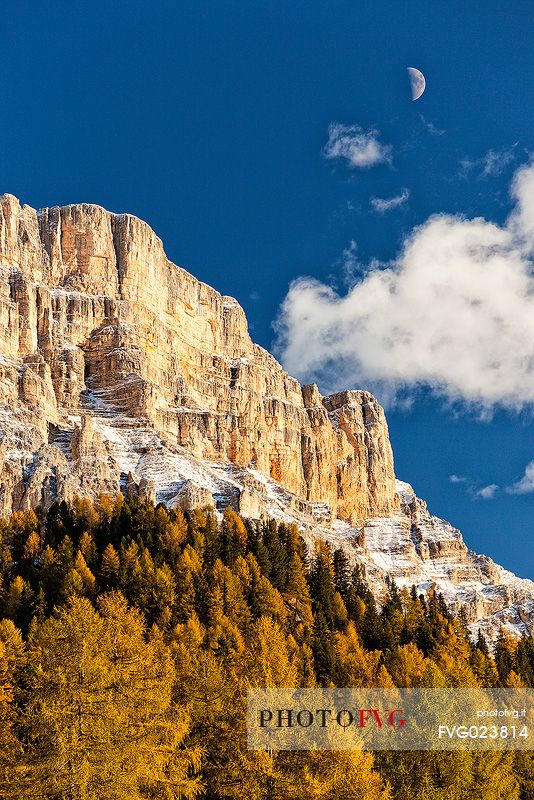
[2,1,533,576]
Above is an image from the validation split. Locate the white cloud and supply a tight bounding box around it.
[449,474,498,499]
[476,484,499,500]
[482,149,515,177]
[420,114,445,136]
[324,123,392,169]
[506,460,534,494]
[461,146,517,178]
[339,239,360,283]
[370,189,410,213]
[274,161,534,411]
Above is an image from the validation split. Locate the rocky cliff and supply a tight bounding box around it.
[0,194,398,523]
[0,193,532,643]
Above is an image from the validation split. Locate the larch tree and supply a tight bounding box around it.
[333,621,382,687]
[246,615,299,688]
[22,594,200,799]
[274,749,390,800]
[0,637,23,799]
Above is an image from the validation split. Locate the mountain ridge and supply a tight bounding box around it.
[0,193,532,643]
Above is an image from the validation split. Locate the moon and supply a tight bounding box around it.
[407,67,426,101]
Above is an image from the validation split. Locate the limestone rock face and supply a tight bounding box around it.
[347,481,534,646]
[0,193,397,523]
[0,193,531,642]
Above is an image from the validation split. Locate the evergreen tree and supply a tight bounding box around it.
[246,553,288,624]
[470,645,499,687]
[309,541,334,626]
[312,608,334,685]
[261,519,290,590]
[494,628,518,685]
[515,634,534,686]
[476,628,489,656]
[332,548,351,602]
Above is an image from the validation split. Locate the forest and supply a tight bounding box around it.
[0,493,532,799]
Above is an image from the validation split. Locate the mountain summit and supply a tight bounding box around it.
[0,194,532,643]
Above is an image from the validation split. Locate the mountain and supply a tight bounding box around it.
[0,193,532,644]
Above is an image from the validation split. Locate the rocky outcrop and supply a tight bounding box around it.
[0,193,397,522]
[344,481,534,644]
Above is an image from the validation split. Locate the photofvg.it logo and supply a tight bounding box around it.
[247,688,533,751]
[259,707,406,730]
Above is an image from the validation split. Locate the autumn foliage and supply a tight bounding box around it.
[0,496,532,799]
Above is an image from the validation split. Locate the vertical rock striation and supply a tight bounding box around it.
[0,193,397,522]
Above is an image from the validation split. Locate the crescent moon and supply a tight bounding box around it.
[407,67,426,101]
